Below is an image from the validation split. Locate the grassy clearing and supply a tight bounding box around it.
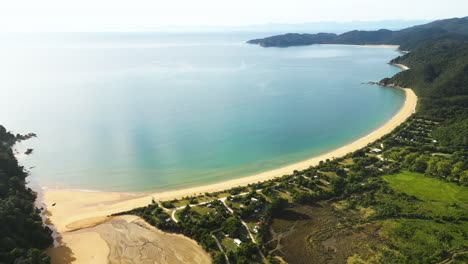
[221,237,238,252]
[191,205,213,216]
[340,158,354,165]
[321,171,337,178]
[173,200,190,207]
[245,222,259,233]
[265,189,293,202]
[379,218,468,263]
[226,200,243,210]
[382,171,468,204]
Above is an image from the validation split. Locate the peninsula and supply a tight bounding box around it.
[247,16,468,50]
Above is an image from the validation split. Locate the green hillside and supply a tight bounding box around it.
[247,17,468,49]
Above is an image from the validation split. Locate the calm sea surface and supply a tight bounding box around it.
[0,32,405,192]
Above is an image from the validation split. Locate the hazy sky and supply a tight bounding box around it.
[1,0,467,32]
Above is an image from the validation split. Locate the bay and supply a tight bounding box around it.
[0,32,404,191]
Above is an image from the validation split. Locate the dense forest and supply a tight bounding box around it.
[382,38,468,152]
[0,127,53,264]
[247,16,468,50]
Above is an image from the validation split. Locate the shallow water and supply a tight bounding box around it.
[0,32,404,191]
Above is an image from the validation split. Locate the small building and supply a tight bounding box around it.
[370,148,382,154]
[234,238,242,246]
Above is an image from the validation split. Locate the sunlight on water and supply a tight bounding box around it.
[0,32,405,191]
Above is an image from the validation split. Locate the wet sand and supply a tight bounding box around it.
[47,215,211,264]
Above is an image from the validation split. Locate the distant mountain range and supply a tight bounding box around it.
[247,17,468,50]
[142,20,430,33]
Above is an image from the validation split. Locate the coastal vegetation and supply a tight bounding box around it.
[116,112,467,263]
[0,126,53,264]
[1,16,467,264]
[117,18,468,263]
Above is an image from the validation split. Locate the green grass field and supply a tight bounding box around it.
[382,171,468,204]
[173,200,189,207]
[221,237,238,252]
[191,205,213,216]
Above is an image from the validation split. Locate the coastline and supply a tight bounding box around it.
[390,63,410,70]
[318,44,400,49]
[40,59,417,262]
[45,87,416,211]
[47,215,212,264]
[42,87,417,262]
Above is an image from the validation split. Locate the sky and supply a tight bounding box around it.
[0,0,467,32]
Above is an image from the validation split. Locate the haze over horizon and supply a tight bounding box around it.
[1,0,467,32]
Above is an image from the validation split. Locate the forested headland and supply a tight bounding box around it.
[0,127,53,264]
[247,16,468,50]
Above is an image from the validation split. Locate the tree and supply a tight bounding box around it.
[330,177,346,193]
[436,160,452,178]
[425,157,439,176]
[411,155,429,173]
[451,161,465,176]
[235,242,259,263]
[292,192,314,204]
[213,252,226,264]
[404,153,419,167]
[265,198,288,217]
[222,217,242,237]
[352,149,366,158]
[460,171,468,186]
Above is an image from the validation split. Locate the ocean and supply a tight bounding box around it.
[0,32,405,191]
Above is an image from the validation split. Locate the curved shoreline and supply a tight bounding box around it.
[42,64,417,263]
[43,87,417,231]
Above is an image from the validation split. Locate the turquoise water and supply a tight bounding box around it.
[0,33,405,192]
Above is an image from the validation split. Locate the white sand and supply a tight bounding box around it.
[391,63,410,70]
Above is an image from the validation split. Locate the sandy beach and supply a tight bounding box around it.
[48,215,212,264]
[41,85,417,263]
[391,63,410,70]
[319,44,400,49]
